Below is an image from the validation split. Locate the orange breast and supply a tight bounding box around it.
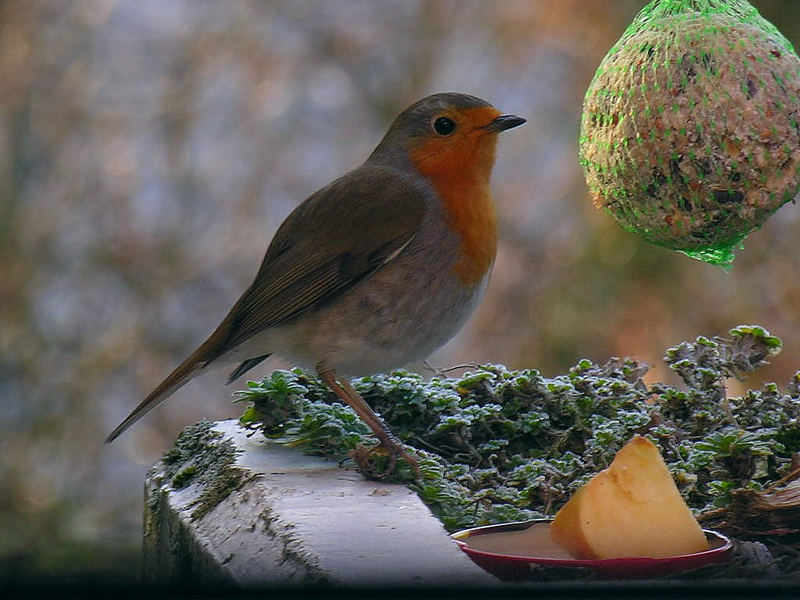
[409,108,500,287]
[433,171,497,287]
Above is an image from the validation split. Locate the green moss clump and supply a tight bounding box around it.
[170,465,198,488]
[235,325,796,533]
[154,421,245,521]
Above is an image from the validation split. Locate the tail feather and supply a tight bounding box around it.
[105,345,211,444]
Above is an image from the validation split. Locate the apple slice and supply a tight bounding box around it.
[550,435,709,559]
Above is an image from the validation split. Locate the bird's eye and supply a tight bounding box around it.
[433,116,456,136]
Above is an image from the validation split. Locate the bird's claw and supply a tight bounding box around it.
[350,441,421,480]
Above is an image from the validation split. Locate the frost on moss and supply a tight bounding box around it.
[235,325,797,533]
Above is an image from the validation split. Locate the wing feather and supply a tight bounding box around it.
[212,165,428,356]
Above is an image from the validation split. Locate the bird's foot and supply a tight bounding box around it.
[350,440,421,481]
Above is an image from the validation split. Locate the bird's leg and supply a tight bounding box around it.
[316,363,420,479]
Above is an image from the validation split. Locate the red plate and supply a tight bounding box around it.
[452,519,732,580]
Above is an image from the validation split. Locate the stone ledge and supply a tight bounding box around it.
[144,419,497,588]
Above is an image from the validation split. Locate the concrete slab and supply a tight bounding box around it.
[144,419,497,588]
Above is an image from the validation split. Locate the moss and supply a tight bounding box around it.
[171,465,198,488]
[152,421,246,521]
[236,325,797,537]
[190,470,248,522]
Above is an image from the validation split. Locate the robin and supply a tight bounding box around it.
[106,92,525,475]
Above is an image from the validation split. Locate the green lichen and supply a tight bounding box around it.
[155,421,246,521]
[235,325,797,534]
[171,465,198,488]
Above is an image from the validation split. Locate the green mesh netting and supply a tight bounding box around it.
[580,0,800,267]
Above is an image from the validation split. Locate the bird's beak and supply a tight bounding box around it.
[481,114,527,133]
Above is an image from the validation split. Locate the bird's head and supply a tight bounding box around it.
[369,92,525,183]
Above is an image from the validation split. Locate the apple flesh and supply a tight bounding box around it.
[550,435,709,559]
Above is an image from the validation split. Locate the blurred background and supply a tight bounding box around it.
[2,0,800,584]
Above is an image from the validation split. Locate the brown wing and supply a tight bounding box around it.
[104,165,427,444]
[213,164,428,355]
